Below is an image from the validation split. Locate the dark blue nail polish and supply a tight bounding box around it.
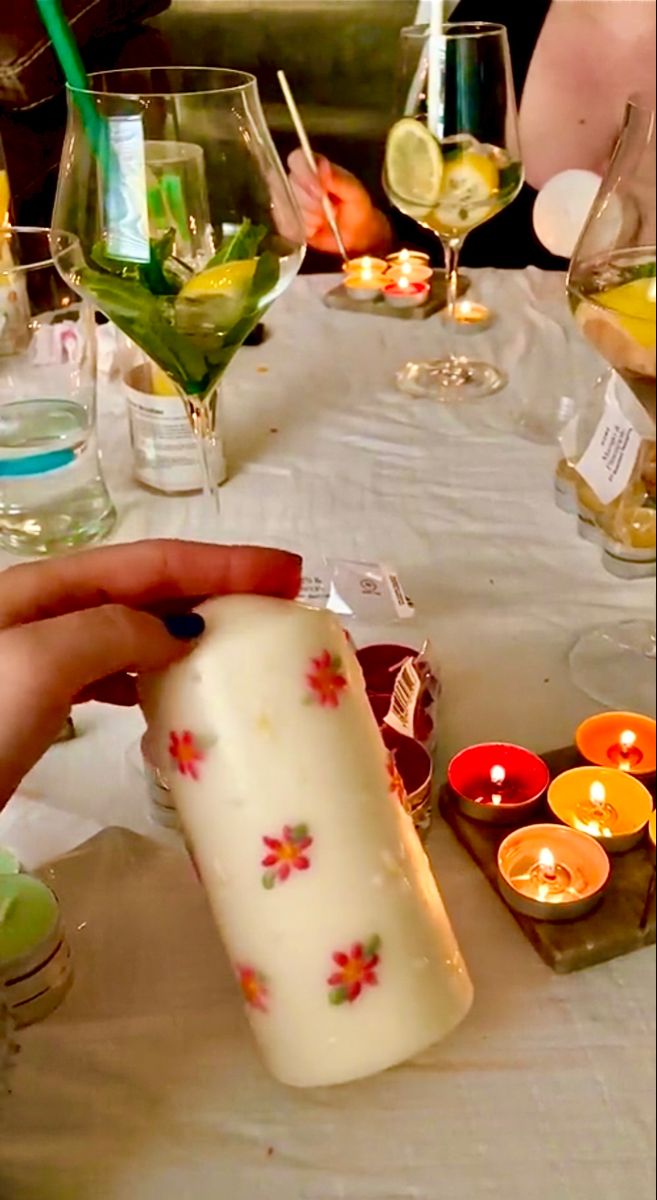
[162,612,206,640]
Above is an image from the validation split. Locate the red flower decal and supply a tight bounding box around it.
[262,824,314,889]
[387,752,407,807]
[168,730,204,780]
[237,965,269,1013]
[306,650,348,708]
[328,936,381,1006]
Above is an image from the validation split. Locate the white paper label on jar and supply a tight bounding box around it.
[575,374,655,506]
[127,392,223,494]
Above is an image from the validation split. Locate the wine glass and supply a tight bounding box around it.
[567,96,656,715]
[51,68,306,516]
[384,22,523,401]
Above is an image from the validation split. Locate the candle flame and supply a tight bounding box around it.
[398,275,410,292]
[620,730,637,751]
[490,765,506,787]
[538,847,556,873]
[589,781,607,807]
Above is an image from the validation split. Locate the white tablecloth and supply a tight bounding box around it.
[0,271,655,1200]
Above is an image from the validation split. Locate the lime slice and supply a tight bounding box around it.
[385,119,443,214]
[596,277,656,350]
[150,363,179,396]
[432,151,499,232]
[179,259,257,301]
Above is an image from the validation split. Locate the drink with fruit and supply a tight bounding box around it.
[383,22,523,401]
[566,97,656,713]
[51,68,305,514]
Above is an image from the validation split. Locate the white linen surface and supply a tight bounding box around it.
[0,271,654,1200]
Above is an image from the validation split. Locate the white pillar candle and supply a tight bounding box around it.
[140,597,473,1088]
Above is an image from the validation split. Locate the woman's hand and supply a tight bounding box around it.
[0,540,301,807]
[288,150,393,257]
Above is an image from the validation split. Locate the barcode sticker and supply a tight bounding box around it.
[385,658,423,738]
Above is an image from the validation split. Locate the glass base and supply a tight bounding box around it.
[0,481,116,557]
[396,357,507,402]
[570,619,657,716]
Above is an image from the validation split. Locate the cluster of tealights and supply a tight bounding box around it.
[446,711,656,922]
[342,250,433,309]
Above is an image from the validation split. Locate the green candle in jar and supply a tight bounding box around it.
[0,847,20,876]
[0,876,59,965]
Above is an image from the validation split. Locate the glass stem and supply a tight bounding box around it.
[442,238,463,322]
[187,394,220,524]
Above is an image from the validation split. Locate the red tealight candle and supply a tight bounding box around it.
[382,277,430,309]
[448,743,550,825]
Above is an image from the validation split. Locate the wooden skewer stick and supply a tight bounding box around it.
[277,69,349,263]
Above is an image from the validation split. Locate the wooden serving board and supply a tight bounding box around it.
[323,271,470,320]
[439,745,656,974]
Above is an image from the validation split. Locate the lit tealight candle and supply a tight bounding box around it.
[386,249,431,270]
[498,823,610,921]
[343,264,386,302]
[447,743,550,825]
[649,811,656,851]
[576,712,656,778]
[387,263,434,286]
[548,766,654,853]
[450,300,492,331]
[343,256,388,276]
[382,276,430,310]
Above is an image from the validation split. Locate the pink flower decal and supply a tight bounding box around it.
[328,936,382,1006]
[387,752,407,807]
[306,650,348,708]
[168,730,204,781]
[262,824,313,889]
[237,965,269,1013]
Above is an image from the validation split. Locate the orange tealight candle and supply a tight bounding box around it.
[342,256,388,276]
[576,712,656,778]
[387,263,434,286]
[548,766,654,853]
[497,823,610,921]
[386,249,431,269]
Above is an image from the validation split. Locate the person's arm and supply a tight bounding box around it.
[0,540,301,807]
[288,150,393,258]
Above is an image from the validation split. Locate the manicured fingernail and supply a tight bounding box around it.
[161,612,206,640]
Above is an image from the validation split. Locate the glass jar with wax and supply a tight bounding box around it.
[140,596,473,1088]
[0,874,73,1028]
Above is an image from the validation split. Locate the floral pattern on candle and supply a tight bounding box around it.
[262,824,314,889]
[237,965,270,1013]
[168,730,205,780]
[306,650,348,708]
[387,753,407,806]
[328,935,381,1006]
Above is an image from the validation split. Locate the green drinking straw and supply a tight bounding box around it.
[35,0,107,167]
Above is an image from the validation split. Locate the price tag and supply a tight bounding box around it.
[575,374,655,506]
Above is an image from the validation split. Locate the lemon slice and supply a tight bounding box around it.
[596,276,656,350]
[150,363,179,396]
[433,151,499,231]
[179,259,257,301]
[385,119,443,215]
[626,506,656,550]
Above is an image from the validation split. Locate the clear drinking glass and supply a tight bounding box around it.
[567,97,656,714]
[384,22,523,401]
[0,227,116,556]
[51,68,306,517]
